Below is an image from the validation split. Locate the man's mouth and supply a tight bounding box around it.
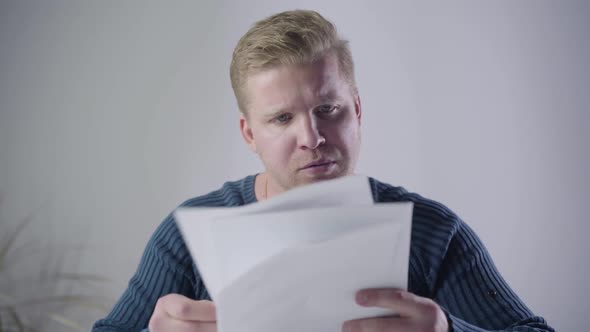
[300,160,336,170]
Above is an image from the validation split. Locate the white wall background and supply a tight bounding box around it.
[1,1,588,331]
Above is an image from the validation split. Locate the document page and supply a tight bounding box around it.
[174,176,413,332]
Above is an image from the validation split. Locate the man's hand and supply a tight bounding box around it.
[342,289,449,332]
[148,294,217,332]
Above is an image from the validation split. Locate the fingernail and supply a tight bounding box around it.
[356,292,368,305]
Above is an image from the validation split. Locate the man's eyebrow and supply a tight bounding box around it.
[264,107,290,119]
[262,93,341,119]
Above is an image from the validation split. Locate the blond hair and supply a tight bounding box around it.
[230,10,357,114]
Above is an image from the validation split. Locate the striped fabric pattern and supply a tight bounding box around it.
[92,174,554,331]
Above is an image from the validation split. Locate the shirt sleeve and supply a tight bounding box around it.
[434,220,554,332]
[91,214,199,331]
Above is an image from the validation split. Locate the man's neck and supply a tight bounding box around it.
[254,172,268,201]
[254,172,283,201]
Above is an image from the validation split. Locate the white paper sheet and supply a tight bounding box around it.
[174,175,374,298]
[174,175,413,332]
[209,205,413,292]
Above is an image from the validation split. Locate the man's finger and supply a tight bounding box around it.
[160,294,217,321]
[150,315,217,332]
[356,288,435,318]
[342,316,411,332]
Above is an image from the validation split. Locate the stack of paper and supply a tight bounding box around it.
[174,175,413,332]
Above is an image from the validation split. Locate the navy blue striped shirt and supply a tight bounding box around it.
[92,174,554,331]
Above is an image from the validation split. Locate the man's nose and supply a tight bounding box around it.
[297,115,325,150]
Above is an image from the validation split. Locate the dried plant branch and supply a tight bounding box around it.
[0,201,111,331]
[47,312,84,332]
[0,273,111,290]
[0,199,50,270]
[5,307,28,332]
[7,295,110,309]
[0,216,34,272]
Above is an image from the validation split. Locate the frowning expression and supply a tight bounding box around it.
[240,52,362,193]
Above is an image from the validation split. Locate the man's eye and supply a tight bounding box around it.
[316,105,337,114]
[274,114,292,123]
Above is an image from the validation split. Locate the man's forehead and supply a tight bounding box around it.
[242,54,352,115]
[248,72,344,104]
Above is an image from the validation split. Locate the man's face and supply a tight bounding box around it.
[240,53,362,193]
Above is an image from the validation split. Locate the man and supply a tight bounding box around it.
[93,10,554,332]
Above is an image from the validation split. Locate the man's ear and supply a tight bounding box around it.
[354,94,362,125]
[239,114,257,152]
